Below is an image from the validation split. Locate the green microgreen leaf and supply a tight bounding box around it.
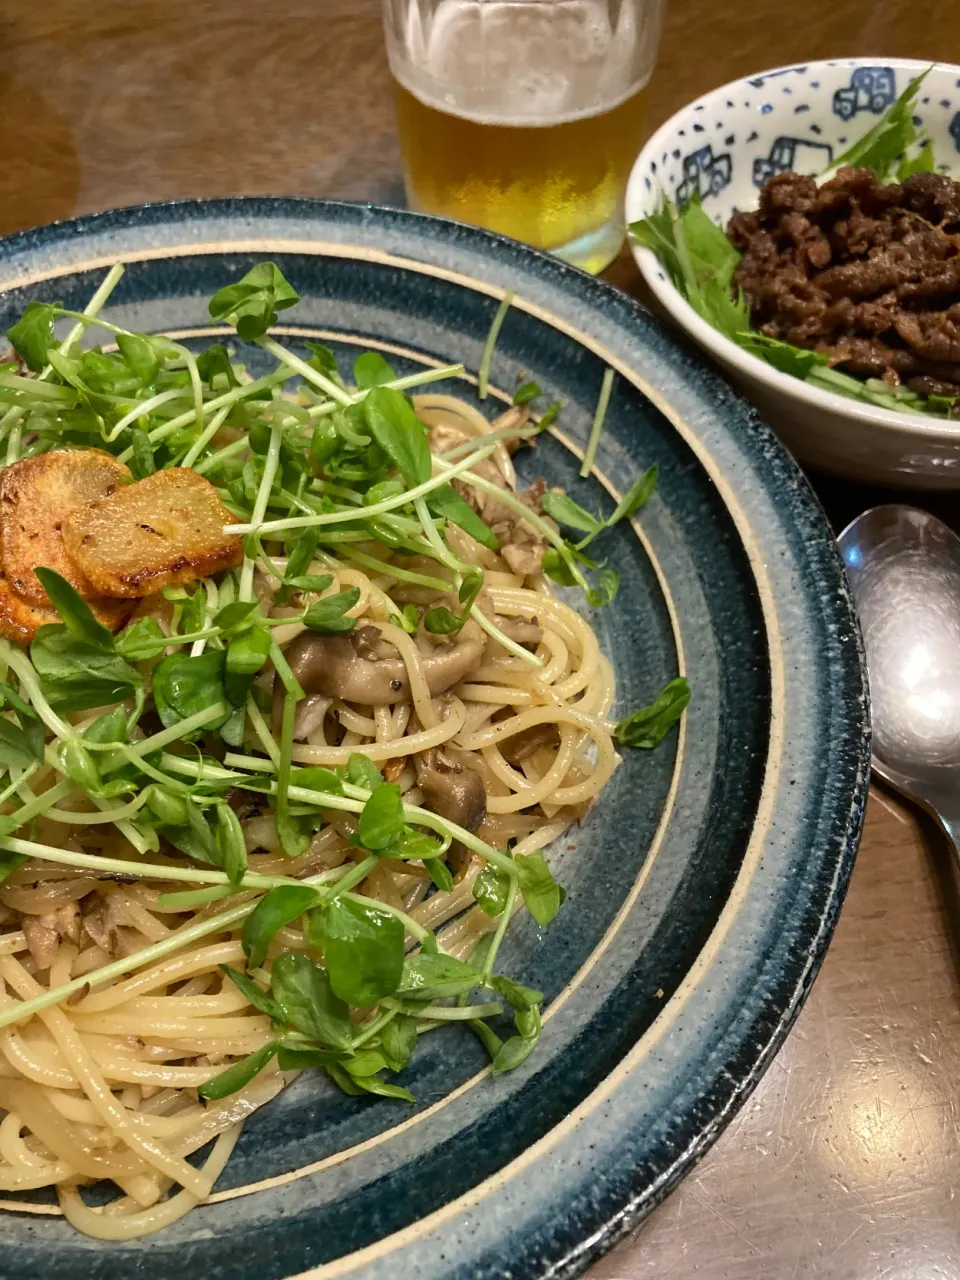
[116,332,161,385]
[276,1044,350,1070]
[538,402,562,429]
[277,529,326,604]
[220,963,284,1022]
[586,568,620,608]
[196,343,238,389]
[310,419,339,469]
[83,705,128,745]
[286,575,334,593]
[473,863,512,917]
[425,857,453,892]
[486,974,543,1011]
[540,546,579,588]
[144,786,189,825]
[240,880,320,967]
[31,627,141,712]
[129,428,157,479]
[115,616,168,662]
[303,589,360,635]
[389,828,445,862]
[225,625,272,705]
[304,341,342,384]
[325,1062,364,1095]
[423,606,460,635]
[303,906,326,953]
[346,754,382,792]
[614,676,690,748]
[6,302,59,372]
[342,1048,391,1077]
[33,568,115,652]
[151,650,230,733]
[606,465,658,528]
[362,386,431,485]
[208,262,300,341]
[348,1075,415,1104]
[291,765,344,797]
[513,380,541,405]
[163,797,221,866]
[513,850,562,926]
[394,603,419,634]
[492,1031,537,1075]
[0,682,34,719]
[398,953,480,1001]
[323,897,405,1006]
[540,491,603,536]
[357,782,404,851]
[214,601,259,634]
[177,588,206,638]
[353,352,396,389]
[381,1013,418,1071]
[216,803,248,887]
[425,484,498,550]
[459,568,484,606]
[197,1042,278,1101]
[0,717,43,770]
[270,951,353,1049]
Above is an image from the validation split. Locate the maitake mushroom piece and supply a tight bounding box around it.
[426,407,556,581]
[499,722,561,766]
[414,749,487,835]
[81,893,141,958]
[414,748,487,877]
[279,621,484,707]
[21,902,82,969]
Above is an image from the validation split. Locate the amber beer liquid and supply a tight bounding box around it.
[385,0,663,274]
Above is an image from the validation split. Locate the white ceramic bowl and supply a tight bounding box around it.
[626,57,960,488]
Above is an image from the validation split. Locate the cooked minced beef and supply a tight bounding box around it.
[728,167,960,394]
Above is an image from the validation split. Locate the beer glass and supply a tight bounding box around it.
[383,0,665,274]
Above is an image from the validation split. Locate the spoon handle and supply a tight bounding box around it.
[921,797,960,875]
[875,762,960,873]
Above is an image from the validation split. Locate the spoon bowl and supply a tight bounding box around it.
[840,505,960,848]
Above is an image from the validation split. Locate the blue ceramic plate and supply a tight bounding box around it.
[0,199,868,1280]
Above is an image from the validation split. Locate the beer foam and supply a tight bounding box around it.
[392,0,644,127]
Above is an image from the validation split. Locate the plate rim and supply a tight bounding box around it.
[0,196,871,1279]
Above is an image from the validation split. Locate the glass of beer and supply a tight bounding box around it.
[383,0,665,274]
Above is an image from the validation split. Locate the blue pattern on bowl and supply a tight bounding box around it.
[633,58,959,220]
[0,198,869,1279]
[626,58,960,485]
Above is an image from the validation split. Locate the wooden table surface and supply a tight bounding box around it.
[4,3,960,1276]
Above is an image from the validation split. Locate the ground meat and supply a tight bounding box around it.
[730,167,960,390]
[899,172,960,229]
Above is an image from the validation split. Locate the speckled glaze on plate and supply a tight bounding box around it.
[0,199,869,1280]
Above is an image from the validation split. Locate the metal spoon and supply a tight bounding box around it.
[839,505,960,860]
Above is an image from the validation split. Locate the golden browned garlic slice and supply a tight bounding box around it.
[0,449,132,604]
[62,467,244,598]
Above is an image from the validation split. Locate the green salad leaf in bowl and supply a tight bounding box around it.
[630,70,960,422]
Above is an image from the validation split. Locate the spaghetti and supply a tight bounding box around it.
[0,262,687,1238]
